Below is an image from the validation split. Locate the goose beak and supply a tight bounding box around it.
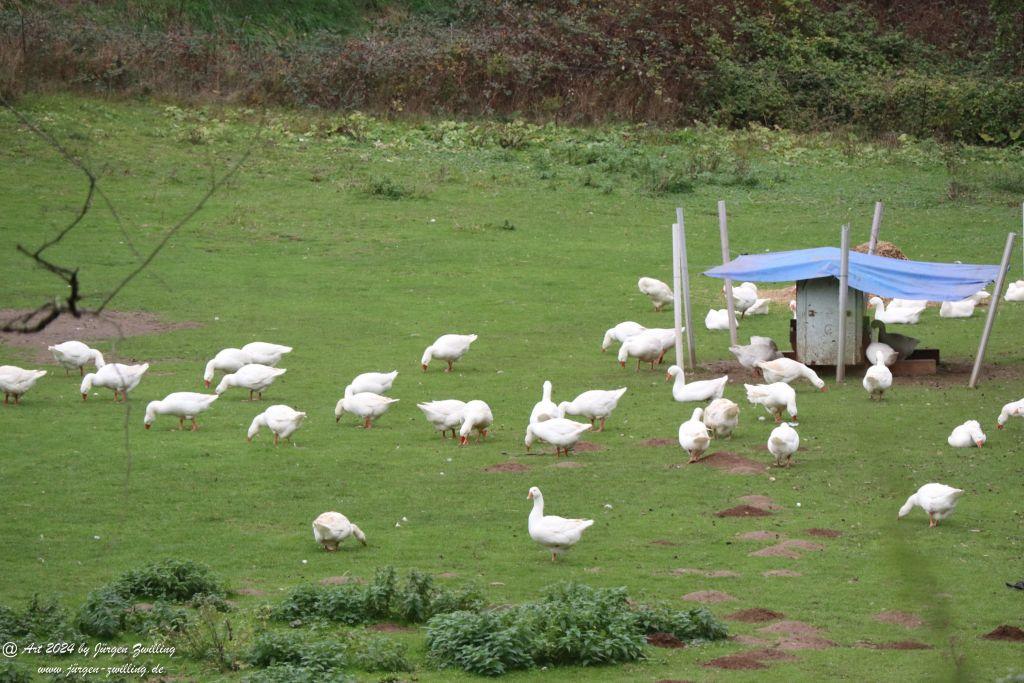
[204,380,211,388]
[421,364,428,371]
[975,440,984,448]
[144,424,151,430]
[246,436,252,443]
[527,491,533,500]
[997,423,1004,430]
[81,393,88,401]
[459,436,468,446]
[820,386,828,392]
[601,347,606,353]
[665,373,671,381]
[619,361,626,368]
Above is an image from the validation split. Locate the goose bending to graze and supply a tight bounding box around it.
[617,333,663,371]
[638,277,673,311]
[898,483,964,527]
[312,511,366,551]
[48,341,104,376]
[725,282,758,316]
[745,382,798,423]
[868,296,923,324]
[948,420,986,448]
[203,348,250,387]
[997,398,1024,430]
[767,422,799,467]
[421,334,478,372]
[247,404,307,445]
[530,380,563,424]
[81,363,148,402]
[601,321,646,352]
[348,371,398,395]
[525,418,591,456]
[705,308,736,331]
[558,387,627,432]
[679,407,711,463]
[865,342,898,367]
[527,486,593,561]
[1005,280,1024,302]
[240,342,292,366]
[756,357,826,391]
[940,291,990,318]
[871,320,918,360]
[459,399,493,445]
[862,356,893,400]
[729,336,781,374]
[637,328,677,364]
[417,399,466,439]
[0,366,47,405]
[703,398,739,438]
[335,386,399,428]
[144,392,218,430]
[215,364,286,400]
[666,365,728,402]
[745,298,770,315]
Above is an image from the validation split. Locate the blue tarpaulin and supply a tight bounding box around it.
[703,247,999,302]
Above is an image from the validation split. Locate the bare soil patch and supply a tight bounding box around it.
[733,635,773,646]
[320,575,364,585]
[776,635,837,650]
[572,441,604,452]
[705,648,797,670]
[739,495,781,510]
[726,608,785,623]
[647,632,686,648]
[806,528,843,538]
[718,505,772,518]
[483,462,529,473]
[641,438,677,447]
[759,621,823,637]
[234,588,266,596]
[436,571,459,579]
[855,640,933,650]
[737,530,785,541]
[874,611,925,628]
[749,544,802,559]
[759,286,797,304]
[551,460,586,468]
[682,590,736,604]
[698,451,767,475]
[763,569,803,578]
[982,625,1024,641]
[783,539,825,551]
[650,539,678,546]
[706,570,741,578]
[369,622,416,633]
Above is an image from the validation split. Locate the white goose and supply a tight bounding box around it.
[458,399,493,445]
[48,341,105,376]
[81,363,149,402]
[997,398,1024,430]
[558,387,627,432]
[868,296,923,324]
[247,404,307,445]
[767,422,800,467]
[636,328,676,364]
[666,365,728,402]
[889,298,928,310]
[240,342,292,366]
[745,298,770,315]
[348,371,398,395]
[617,333,663,370]
[215,364,286,400]
[789,299,797,318]
[703,398,740,438]
[871,320,918,360]
[940,291,990,318]
[947,420,986,448]
[312,511,367,550]
[862,356,893,400]
[601,321,646,352]
[417,399,467,439]
[865,342,898,367]
[729,336,781,373]
[203,348,250,387]
[1005,280,1024,302]
[334,387,399,428]
[638,276,673,312]
[529,380,563,424]
[525,418,592,456]
[421,334,477,372]
[745,382,798,423]
[705,308,737,331]
[678,407,711,463]
[756,357,826,391]
[898,483,964,528]
[527,486,593,561]
[727,282,758,316]
[144,392,219,430]
[0,366,47,404]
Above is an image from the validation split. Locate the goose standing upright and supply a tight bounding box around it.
[529,380,563,424]
[334,387,399,428]
[247,404,307,445]
[756,357,826,391]
[948,420,986,448]
[144,392,219,430]
[312,511,367,550]
[997,398,1024,430]
[940,291,990,318]
[727,282,758,317]
[678,407,711,463]
[203,348,251,387]
[745,382,798,423]
[0,366,47,404]
[767,422,800,467]
[666,365,728,402]
[459,399,493,445]
[601,321,646,352]
[417,399,466,438]
[638,277,673,312]
[525,418,592,456]
[348,371,399,395]
[214,364,286,400]
[862,356,893,400]
[526,486,593,561]
[421,334,478,372]
[558,387,627,432]
[703,398,740,438]
[240,342,292,366]
[868,297,923,324]
[81,363,149,401]
[898,483,964,527]
[48,341,105,376]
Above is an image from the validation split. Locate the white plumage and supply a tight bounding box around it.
[617,333,663,370]
[312,511,367,550]
[756,357,826,391]
[601,321,646,352]
[997,398,1024,430]
[638,276,673,312]
[240,341,292,366]
[335,386,399,428]
[729,336,781,373]
[347,371,398,395]
[48,341,105,376]
[705,308,737,331]
[214,364,286,400]
[144,392,219,430]
[527,486,593,561]
[525,418,591,456]
[459,399,493,445]
[865,342,898,367]
[0,366,47,404]
[247,404,307,445]
[1005,280,1024,302]
[939,291,990,318]
[81,363,148,402]
[745,382,798,423]
[421,333,478,372]
[417,399,467,439]
[666,365,728,402]
[703,398,740,438]
[529,380,563,424]
[203,348,251,387]
[947,420,986,448]
[767,422,800,467]
[862,356,893,400]
[898,483,964,527]
[558,387,627,432]
[678,407,711,463]
[868,296,923,324]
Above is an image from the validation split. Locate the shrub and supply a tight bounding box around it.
[0,596,81,648]
[75,587,132,639]
[363,177,415,200]
[0,661,31,683]
[112,559,225,602]
[426,610,535,676]
[246,630,411,675]
[244,665,355,683]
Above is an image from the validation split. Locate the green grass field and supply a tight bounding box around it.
[2,94,1023,681]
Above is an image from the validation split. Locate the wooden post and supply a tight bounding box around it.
[676,207,698,369]
[836,225,851,382]
[867,202,883,255]
[718,200,738,346]
[970,232,1016,388]
[671,222,685,380]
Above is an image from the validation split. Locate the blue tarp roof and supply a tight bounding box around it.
[703,247,999,301]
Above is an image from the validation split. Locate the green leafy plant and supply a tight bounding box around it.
[0,596,82,649]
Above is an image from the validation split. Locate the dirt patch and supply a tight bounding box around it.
[650,539,678,546]
[718,505,772,518]
[763,569,803,578]
[551,460,586,468]
[640,438,677,447]
[733,635,773,646]
[320,575,364,585]
[874,611,925,628]
[369,622,416,633]
[706,570,741,578]
[726,608,785,623]
[682,590,736,604]
[856,640,933,650]
[776,635,837,650]
[759,621,822,637]
[894,360,1024,388]
[782,539,825,551]
[737,530,785,541]
[705,648,797,670]
[647,632,686,648]
[749,544,802,559]
[0,309,201,362]
[572,441,604,452]
[982,625,1024,641]
[853,240,908,260]
[436,571,459,579]
[739,495,781,510]
[234,587,266,596]
[698,451,767,475]
[806,528,843,538]
[483,462,529,473]
[671,567,703,576]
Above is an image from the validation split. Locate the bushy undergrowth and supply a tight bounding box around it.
[0,596,82,651]
[425,583,728,676]
[0,660,31,683]
[246,629,412,674]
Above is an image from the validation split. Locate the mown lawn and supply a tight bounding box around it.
[1,94,1023,681]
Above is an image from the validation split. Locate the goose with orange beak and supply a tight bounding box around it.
[756,357,827,391]
[81,363,149,402]
[421,333,478,372]
[617,333,662,371]
[144,392,218,431]
[947,420,986,448]
[248,404,307,445]
[525,417,591,456]
[996,398,1024,430]
[458,399,493,445]
[527,486,593,561]
[202,348,250,388]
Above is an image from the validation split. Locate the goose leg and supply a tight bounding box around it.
[79,366,84,376]
[274,433,279,446]
[590,417,595,429]
[928,513,936,528]
[363,416,372,429]
[445,361,453,373]
[2,393,7,404]
[551,551,557,562]
[258,391,263,400]
[178,417,185,430]
[599,417,606,432]
[14,394,20,405]
[657,350,666,364]
[191,418,198,431]
[248,390,254,401]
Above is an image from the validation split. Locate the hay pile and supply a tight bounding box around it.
[853,241,908,260]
